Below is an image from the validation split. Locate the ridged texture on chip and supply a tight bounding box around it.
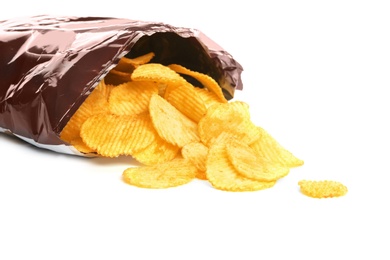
[122,158,197,189]
[298,180,348,198]
[206,142,276,192]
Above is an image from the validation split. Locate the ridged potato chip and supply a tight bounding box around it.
[149,94,200,147]
[132,134,180,166]
[80,113,155,157]
[298,180,348,198]
[193,87,223,108]
[60,80,111,144]
[115,52,155,72]
[181,142,209,179]
[168,64,227,103]
[165,83,207,123]
[108,81,158,116]
[226,140,289,182]
[198,101,260,146]
[250,127,304,168]
[122,158,197,189]
[206,142,276,192]
[104,69,132,85]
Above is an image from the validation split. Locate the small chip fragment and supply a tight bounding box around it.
[298,180,348,198]
[122,158,197,189]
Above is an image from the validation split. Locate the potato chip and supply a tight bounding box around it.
[122,157,197,189]
[298,180,348,198]
[181,142,209,179]
[132,134,180,166]
[168,64,227,103]
[104,69,133,85]
[80,113,155,157]
[114,52,155,72]
[149,94,200,147]
[226,140,289,182]
[165,83,207,123]
[198,102,260,146]
[131,63,187,97]
[70,137,96,154]
[108,81,158,116]
[250,127,304,168]
[193,87,223,108]
[60,80,110,144]
[206,142,276,192]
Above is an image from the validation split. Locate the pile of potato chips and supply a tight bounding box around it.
[60,52,346,197]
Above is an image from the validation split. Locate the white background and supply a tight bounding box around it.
[1,1,389,259]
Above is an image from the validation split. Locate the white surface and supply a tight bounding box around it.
[1,1,389,259]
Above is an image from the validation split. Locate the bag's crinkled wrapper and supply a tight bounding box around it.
[0,15,243,155]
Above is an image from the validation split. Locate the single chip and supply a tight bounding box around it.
[114,52,155,72]
[198,102,260,146]
[70,137,96,154]
[226,140,289,182]
[104,69,133,85]
[149,94,200,147]
[193,87,223,108]
[298,180,348,198]
[80,113,156,157]
[206,142,276,192]
[181,142,209,179]
[122,157,197,189]
[165,83,207,123]
[131,63,187,97]
[132,134,180,166]
[168,64,227,103]
[60,80,110,144]
[250,127,304,168]
[108,81,158,116]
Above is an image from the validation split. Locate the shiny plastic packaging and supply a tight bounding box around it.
[0,15,243,155]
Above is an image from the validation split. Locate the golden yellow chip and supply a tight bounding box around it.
[131,63,187,97]
[149,94,200,147]
[116,52,155,70]
[70,137,96,154]
[206,142,276,192]
[165,83,207,123]
[193,87,223,108]
[168,64,227,103]
[225,140,289,182]
[80,113,156,157]
[60,80,110,144]
[122,157,197,189]
[298,180,348,198]
[181,142,209,179]
[104,69,132,85]
[131,134,180,166]
[108,81,158,116]
[198,101,260,146]
[250,127,304,168]
[107,52,155,78]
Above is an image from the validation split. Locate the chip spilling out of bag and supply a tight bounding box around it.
[60,51,309,192]
[298,180,348,198]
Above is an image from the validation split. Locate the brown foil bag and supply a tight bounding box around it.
[0,15,243,155]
